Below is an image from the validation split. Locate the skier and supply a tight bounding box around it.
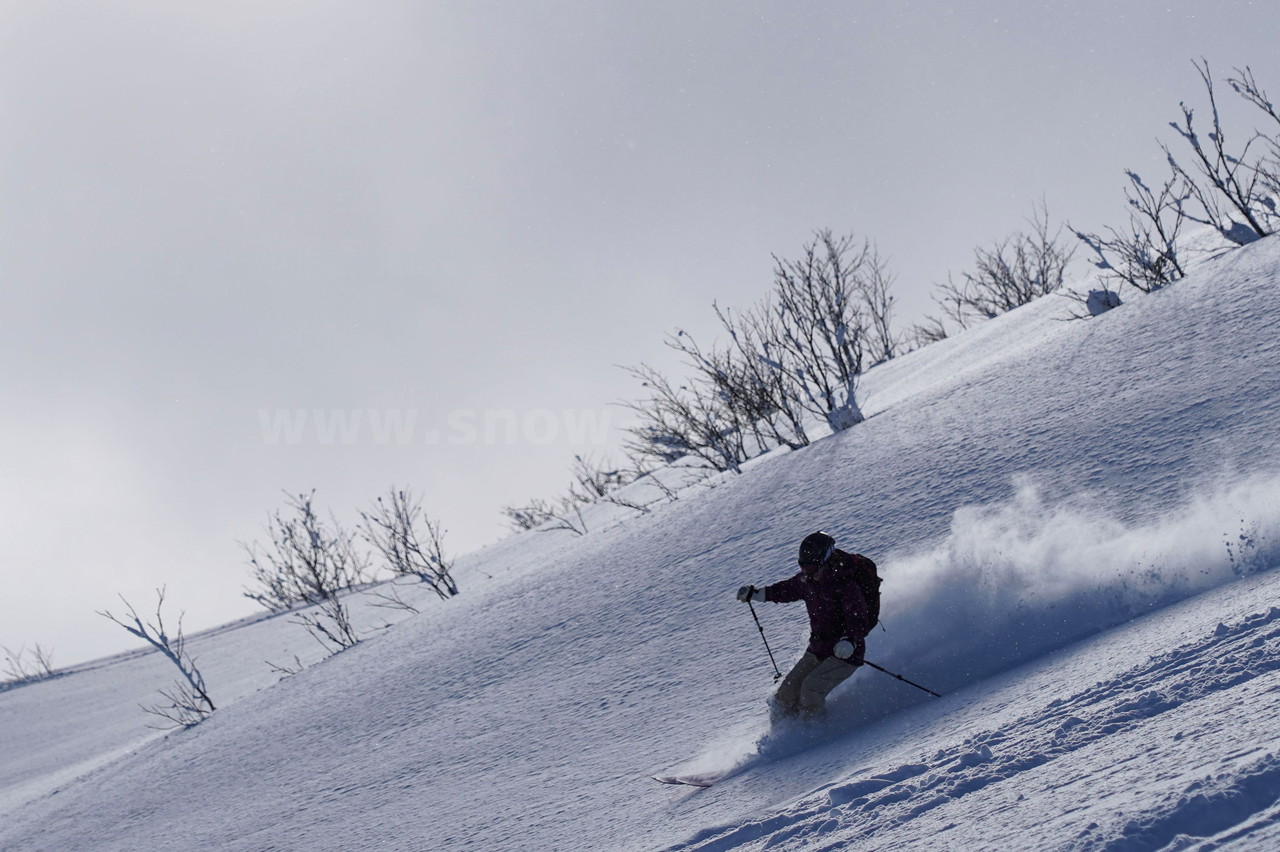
[737,531,879,720]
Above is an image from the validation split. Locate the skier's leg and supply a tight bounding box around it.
[797,658,858,718]
[773,653,821,717]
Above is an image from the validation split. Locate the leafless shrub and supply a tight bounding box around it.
[620,362,752,474]
[567,453,630,502]
[292,594,360,653]
[1074,171,1190,295]
[266,655,305,678]
[578,455,669,515]
[933,202,1076,328]
[502,495,589,535]
[765,229,868,432]
[617,462,707,507]
[243,490,370,613]
[620,230,895,479]
[98,588,215,729]
[362,487,459,608]
[503,454,650,534]
[905,314,952,349]
[1227,65,1280,200]
[669,317,807,453]
[1071,60,1279,310]
[1164,59,1278,245]
[860,248,899,365]
[502,499,549,532]
[363,584,420,614]
[243,490,366,653]
[2,643,55,685]
[692,240,896,446]
[599,491,655,515]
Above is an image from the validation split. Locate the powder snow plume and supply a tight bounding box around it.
[826,470,1280,724]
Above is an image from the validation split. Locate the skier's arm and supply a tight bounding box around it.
[763,574,805,603]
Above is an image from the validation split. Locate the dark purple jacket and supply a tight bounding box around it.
[764,549,872,662]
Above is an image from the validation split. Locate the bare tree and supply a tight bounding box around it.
[859,247,899,365]
[935,202,1076,327]
[362,487,459,606]
[243,490,366,653]
[669,317,808,453]
[1074,170,1190,295]
[763,229,870,432]
[1072,62,1280,305]
[620,362,751,474]
[620,228,892,477]
[98,588,215,729]
[1164,59,1277,245]
[1227,65,1280,202]
[243,490,370,612]
[2,643,55,685]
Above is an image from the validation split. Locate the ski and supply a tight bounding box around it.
[652,773,717,788]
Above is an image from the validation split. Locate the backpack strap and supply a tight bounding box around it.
[848,553,881,630]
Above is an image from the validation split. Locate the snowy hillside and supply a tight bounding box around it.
[3,236,1280,851]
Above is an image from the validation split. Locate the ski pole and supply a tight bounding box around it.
[863,660,941,698]
[746,597,783,682]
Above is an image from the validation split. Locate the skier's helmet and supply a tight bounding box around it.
[798,531,836,567]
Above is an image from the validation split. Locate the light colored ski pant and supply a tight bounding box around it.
[773,652,858,719]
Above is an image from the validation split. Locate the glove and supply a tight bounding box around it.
[736,585,765,603]
[833,638,857,660]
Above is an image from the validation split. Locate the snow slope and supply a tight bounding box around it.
[666,568,1280,852]
[2,236,1280,851]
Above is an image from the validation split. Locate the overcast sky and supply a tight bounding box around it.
[3,0,1278,668]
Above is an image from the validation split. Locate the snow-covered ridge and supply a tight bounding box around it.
[2,236,1279,851]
